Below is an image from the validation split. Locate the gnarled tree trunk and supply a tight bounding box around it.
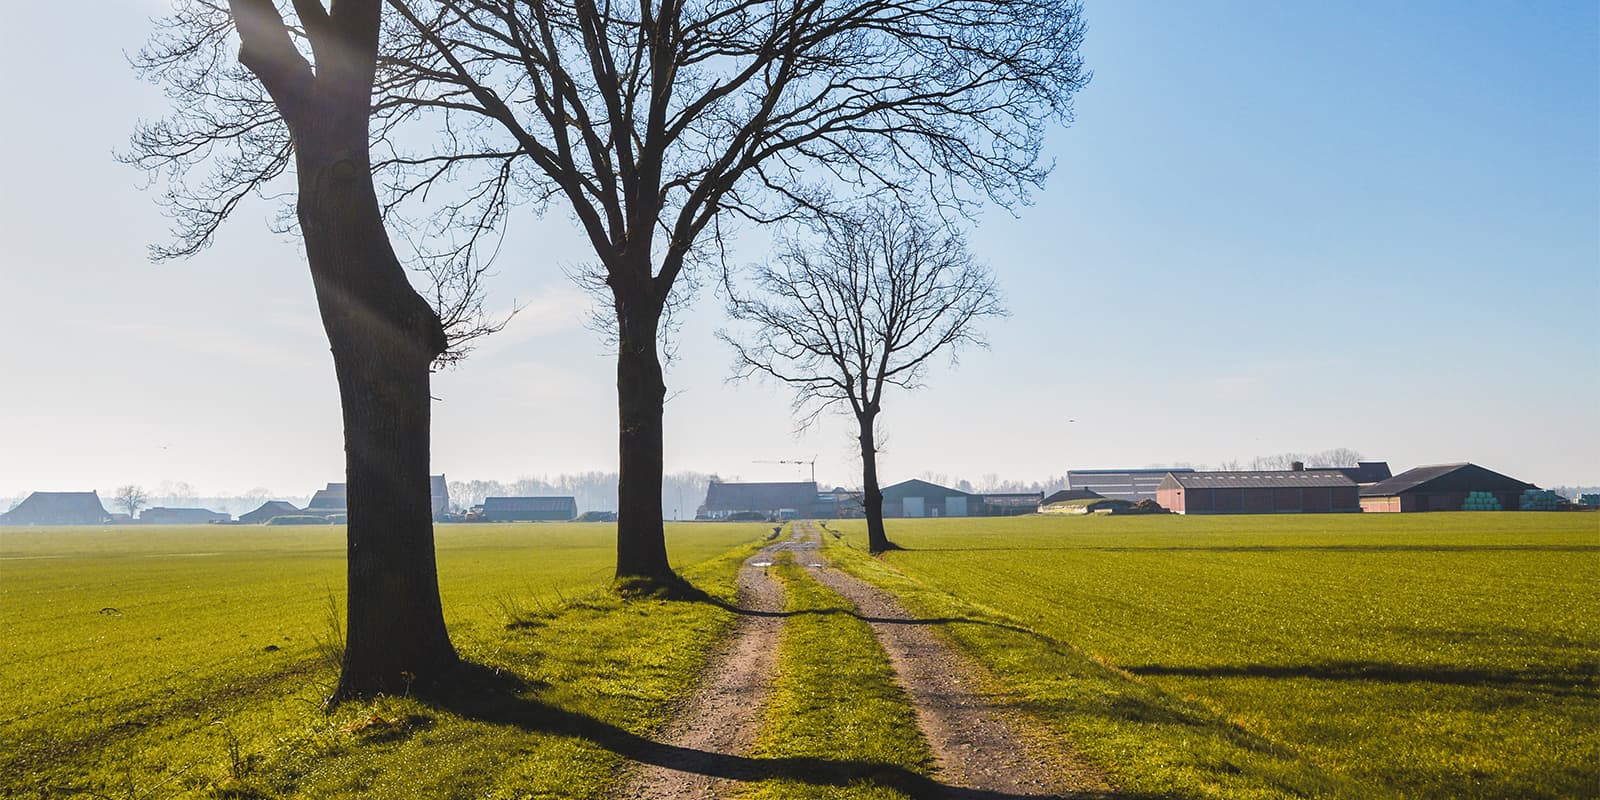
[229,0,458,700]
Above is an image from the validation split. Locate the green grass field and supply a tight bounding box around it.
[1,522,766,799]
[826,512,1600,799]
[4,514,1596,798]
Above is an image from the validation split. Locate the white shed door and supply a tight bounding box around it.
[945,496,968,516]
[904,497,925,517]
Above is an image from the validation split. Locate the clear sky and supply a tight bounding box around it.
[0,0,1595,499]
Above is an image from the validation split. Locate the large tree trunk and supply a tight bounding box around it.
[295,117,458,701]
[613,292,679,591]
[858,413,894,554]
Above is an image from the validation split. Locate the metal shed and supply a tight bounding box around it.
[1157,469,1359,515]
[1359,463,1534,512]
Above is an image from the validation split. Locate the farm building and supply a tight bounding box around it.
[976,492,1045,516]
[481,496,578,522]
[1157,469,1360,515]
[0,491,113,525]
[239,501,301,524]
[1068,469,1194,503]
[699,481,820,519]
[881,479,972,517]
[1325,461,1392,486]
[306,482,347,515]
[1359,463,1535,512]
[815,486,864,518]
[140,507,232,524]
[1042,488,1104,505]
[431,475,450,520]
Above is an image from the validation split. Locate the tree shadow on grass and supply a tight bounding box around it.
[1125,661,1598,695]
[908,544,1600,554]
[430,662,1133,800]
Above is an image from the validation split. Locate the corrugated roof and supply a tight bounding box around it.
[702,481,818,512]
[1161,470,1356,490]
[1360,463,1534,497]
[484,496,578,512]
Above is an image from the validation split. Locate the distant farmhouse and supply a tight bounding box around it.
[140,507,231,524]
[1157,467,1360,514]
[0,491,113,526]
[239,500,301,524]
[879,479,1041,518]
[1359,463,1535,512]
[1067,469,1194,503]
[304,475,449,520]
[305,482,347,517]
[699,481,821,519]
[481,496,578,522]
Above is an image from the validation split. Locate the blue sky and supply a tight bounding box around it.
[0,0,1595,498]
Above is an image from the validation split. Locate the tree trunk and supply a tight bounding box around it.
[613,292,679,591]
[295,123,458,701]
[858,412,894,554]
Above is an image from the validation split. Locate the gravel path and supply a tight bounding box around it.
[800,523,1113,798]
[609,532,793,799]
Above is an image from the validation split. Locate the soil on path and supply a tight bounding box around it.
[610,530,795,799]
[801,522,1114,798]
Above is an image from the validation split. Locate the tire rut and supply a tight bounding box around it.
[610,531,796,799]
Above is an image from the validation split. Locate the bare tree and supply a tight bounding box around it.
[721,205,1005,553]
[113,485,149,520]
[128,0,457,701]
[371,0,1087,588]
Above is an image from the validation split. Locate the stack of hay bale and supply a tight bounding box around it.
[1461,491,1502,511]
[1519,489,1561,511]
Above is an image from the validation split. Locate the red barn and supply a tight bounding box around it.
[1157,469,1360,515]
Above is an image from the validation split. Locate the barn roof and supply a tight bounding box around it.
[880,479,970,500]
[1360,463,1534,497]
[702,481,818,512]
[1042,488,1105,504]
[1315,461,1392,484]
[483,496,578,512]
[1,491,112,525]
[1159,470,1356,490]
[240,500,301,523]
[307,483,347,509]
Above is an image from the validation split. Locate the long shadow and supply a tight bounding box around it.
[908,544,1600,554]
[698,593,1071,654]
[1126,661,1599,694]
[429,663,1129,800]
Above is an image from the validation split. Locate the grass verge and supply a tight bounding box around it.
[2,526,766,799]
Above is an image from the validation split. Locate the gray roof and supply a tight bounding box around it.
[1160,470,1356,490]
[1,491,111,525]
[1360,463,1534,497]
[702,481,818,512]
[1042,488,1105,504]
[484,496,578,512]
[240,500,301,523]
[307,483,347,509]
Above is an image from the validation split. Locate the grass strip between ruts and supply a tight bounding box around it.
[738,555,936,800]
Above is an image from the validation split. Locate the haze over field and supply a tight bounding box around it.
[1,1,1595,497]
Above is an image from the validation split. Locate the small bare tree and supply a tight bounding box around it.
[721,205,1005,553]
[113,485,149,520]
